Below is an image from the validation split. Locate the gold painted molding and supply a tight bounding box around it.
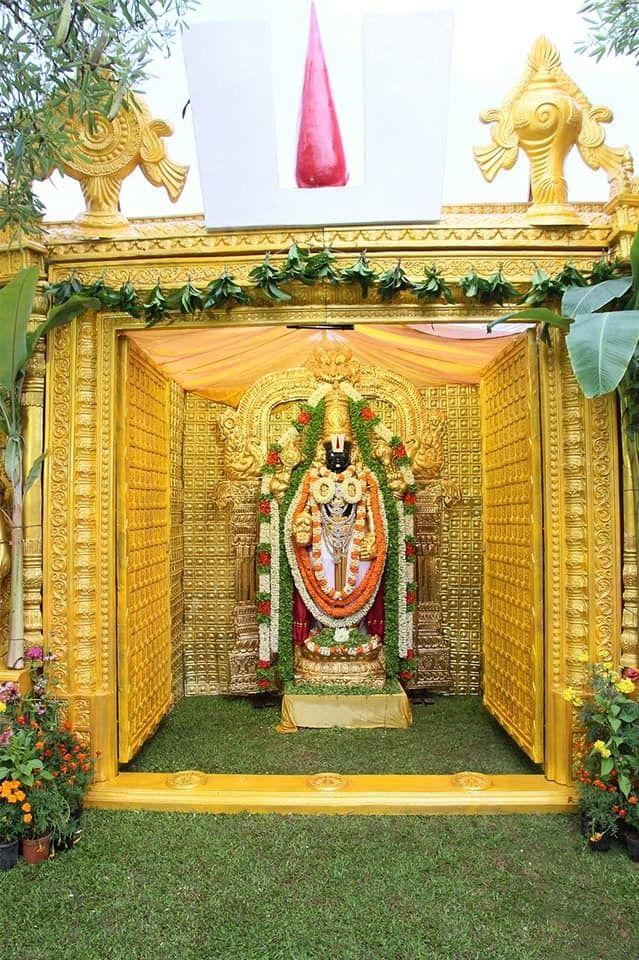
[86,771,576,815]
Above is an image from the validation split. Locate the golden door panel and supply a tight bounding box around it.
[480,332,544,763]
[117,340,172,763]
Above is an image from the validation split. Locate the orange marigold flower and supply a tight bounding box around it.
[21,802,31,813]
[15,790,25,802]
[63,721,73,731]
[34,741,44,750]
[22,813,32,824]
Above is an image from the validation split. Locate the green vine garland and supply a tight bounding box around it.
[46,247,629,325]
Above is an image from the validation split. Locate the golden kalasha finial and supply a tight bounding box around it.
[57,93,189,234]
[306,342,361,385]
[474,35,634,225]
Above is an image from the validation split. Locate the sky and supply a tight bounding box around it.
[35,0,639,224]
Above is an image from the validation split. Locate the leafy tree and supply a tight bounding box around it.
[577,0,639,64]
[0,0,195,236]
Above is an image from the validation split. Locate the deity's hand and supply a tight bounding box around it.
[360,531,377,561]
[293,511,313,546]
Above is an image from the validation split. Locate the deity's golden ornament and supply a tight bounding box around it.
[322,387,353,444]
[57,93,189,234]
[474,36,633,225]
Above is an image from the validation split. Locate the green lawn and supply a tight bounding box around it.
[2,811,638,960]
[125,695,538,775]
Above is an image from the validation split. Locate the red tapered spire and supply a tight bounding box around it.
[295,2,349,189]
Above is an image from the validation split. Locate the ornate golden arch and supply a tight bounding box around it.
[219,350,446,482]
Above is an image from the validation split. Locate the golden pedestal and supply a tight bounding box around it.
[277,685,413,734]
[294,642,386,690]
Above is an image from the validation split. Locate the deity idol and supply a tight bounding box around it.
[256,367,417,691]
[287,387,387,646]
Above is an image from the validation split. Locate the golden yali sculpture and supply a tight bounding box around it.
[58,93,189,233]
[474,36,634,225]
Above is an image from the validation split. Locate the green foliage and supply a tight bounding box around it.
[144,282,169,327]
[165,280,204,314]
[0,1,195,236]
[378,260,414,302]
[523,267,568,306]
[349,398,401,678]
[249,255,291,302]
[281,242,310,282]
[414,264,455,304]
[460,266,519,305]
[577,0,639,64]
[0,728,46,786]
[203,269,251,309]
[589,256,628,284]
[302,248,341,284]
[277,400,326,682]
[306,627,372,650]
[566,308,639,396]
[340,252,379,298]
[284,679,401,696]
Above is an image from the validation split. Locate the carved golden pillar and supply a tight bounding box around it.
[22,289,48,653]
[621,433,639,670]
[540,331,621,784]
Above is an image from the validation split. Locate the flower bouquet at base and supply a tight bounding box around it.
[567,659,639,854]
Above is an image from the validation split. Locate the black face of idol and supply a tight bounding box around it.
[325,441,351,473]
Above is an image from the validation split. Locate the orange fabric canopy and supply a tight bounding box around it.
[128,324,514,406]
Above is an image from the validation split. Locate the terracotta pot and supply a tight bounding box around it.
[625,828,639,862]
[21,833,51,865]
[0,839,19,871]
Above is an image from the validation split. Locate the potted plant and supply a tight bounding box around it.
[21,778,68,865]
[0,776,26,870]
[623,796,639,862]
[568,659,639,852]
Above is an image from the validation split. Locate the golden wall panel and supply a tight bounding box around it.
[480,333,544,763]
[182,394,234,694]
[170,380,185,702]
[422,386,483,694]
[116,341,172,763]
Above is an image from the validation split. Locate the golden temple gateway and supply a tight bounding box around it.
[0,35,637,814]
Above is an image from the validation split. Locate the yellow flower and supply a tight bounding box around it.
[0,702,6,713]
[615,677,635,695]
[593,740,612,759]
[561,687,584,707]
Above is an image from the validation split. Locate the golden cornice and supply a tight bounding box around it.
[42,203,612,267]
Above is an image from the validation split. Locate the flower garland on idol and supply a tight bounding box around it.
[256,379,417,687]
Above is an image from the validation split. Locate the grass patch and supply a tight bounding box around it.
[125,695,538,775]
[1,811,638,960]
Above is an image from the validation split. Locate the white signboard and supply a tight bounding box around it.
[183,1,454,229]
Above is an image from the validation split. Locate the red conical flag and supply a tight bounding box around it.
[295,2,349,189]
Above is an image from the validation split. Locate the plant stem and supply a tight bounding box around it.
[8,475,24,669]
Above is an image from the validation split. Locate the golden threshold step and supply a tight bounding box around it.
[86,772,576,816]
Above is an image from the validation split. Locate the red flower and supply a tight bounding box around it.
[623,666,639,680]
[259,500,271,516]
[266,450,281,466]
[257,600,271,616]
[406,649,415,661]
[405,542,416,558]
[258,660,271,669]
[392,443,407,460]
[257,551,271,566]
[297,410,311,426]
[400,670,413,681]
[403,492,416,506]
[360,407,375,421]
[257,679,270,689]
[406,591,416,606]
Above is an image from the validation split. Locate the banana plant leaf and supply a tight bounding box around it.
[487,306,569,332]
[0,266,39,392]
[567,310,639,398]
[561,277,632,319]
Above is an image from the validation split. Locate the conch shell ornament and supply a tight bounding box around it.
[58,93,189,233]
[474,36,633,225]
